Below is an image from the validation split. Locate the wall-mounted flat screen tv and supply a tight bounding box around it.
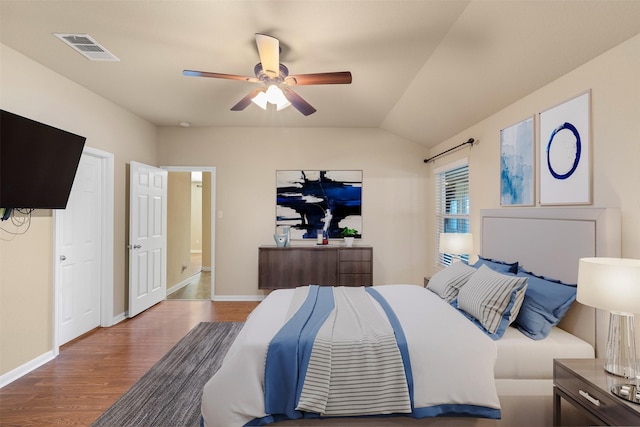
[1,110,86,209]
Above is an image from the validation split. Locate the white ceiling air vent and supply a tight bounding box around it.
[54,33,119,61]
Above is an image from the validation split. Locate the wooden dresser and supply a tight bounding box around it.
[258,245,373,289]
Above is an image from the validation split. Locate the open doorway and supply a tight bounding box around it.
[163,166,216,300]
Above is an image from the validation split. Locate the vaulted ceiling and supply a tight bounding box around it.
[2,0,640,147]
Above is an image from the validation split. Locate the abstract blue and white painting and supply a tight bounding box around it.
[276,170,362,240]
[539,91,591,205]
[500,116,534,206]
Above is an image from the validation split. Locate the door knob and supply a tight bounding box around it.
[128,244,142,249]
[60,255,67,261]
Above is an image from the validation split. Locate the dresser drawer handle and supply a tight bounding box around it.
[579,389,600,406]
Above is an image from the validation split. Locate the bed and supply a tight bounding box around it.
[201,207,620,426]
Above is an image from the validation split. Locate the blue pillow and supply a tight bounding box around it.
[513,271,576,340]
[471,256,519,274]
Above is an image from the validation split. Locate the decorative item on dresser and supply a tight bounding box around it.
[339,227,360,247]
[258,246,372,289]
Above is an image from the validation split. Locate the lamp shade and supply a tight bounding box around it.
[577,257,640,314]
[439,233,473,256]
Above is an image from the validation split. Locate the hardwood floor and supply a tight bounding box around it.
[0,300,259,426]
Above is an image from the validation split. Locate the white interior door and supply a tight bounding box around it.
[129,161,168,317]
[57,153,103,344]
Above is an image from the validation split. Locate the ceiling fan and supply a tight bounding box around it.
[183,34,352,116]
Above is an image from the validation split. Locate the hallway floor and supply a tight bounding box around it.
[167,271,211,300]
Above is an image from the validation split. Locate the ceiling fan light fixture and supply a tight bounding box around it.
[251,90,268,110]
[266,85,291,111]
[252,85,291,111]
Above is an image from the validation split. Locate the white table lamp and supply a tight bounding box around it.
[439,233,473,260]
[577,257,640,402]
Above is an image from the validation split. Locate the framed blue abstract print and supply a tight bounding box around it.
[276,170,362,240]
[539,91,591,205]
[500,116,534,206]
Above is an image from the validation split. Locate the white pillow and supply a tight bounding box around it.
[427,261,477,302]
[456,264,528,337]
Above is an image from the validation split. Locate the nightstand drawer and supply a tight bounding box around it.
[554,362,640,426]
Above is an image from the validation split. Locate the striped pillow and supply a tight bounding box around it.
[456,264,528,339]
[427,261,477,302]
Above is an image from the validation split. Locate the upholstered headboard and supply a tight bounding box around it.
[479,207,621,357]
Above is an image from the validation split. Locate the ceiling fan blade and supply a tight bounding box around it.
[183,70,260,83]
[230,88,264,111]
[284,71,352,86]
[255,34,280,78]
[282,88,316,116]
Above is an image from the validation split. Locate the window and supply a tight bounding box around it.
[435,161,469,266]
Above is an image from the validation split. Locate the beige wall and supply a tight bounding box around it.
[157,127,429,297]
[0,214,53,372]
[426,32,640,265]
[167,172,193,287]
[425,33,640,345]
[0,44,158,376]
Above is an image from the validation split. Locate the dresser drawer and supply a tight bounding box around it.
[339,273,372,286]
[554,362,640,426]
[339,248,372,261]
[339,261,372,274]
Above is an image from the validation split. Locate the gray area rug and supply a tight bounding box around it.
[92,321,243,427]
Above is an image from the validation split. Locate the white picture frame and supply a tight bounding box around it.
[500,116,535,206]
[539,91,591,205]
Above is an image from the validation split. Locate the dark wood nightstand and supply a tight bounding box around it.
[553,358,640,426]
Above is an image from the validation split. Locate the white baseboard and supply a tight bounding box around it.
[166,276,194,295]
[1,312,143,388]
[0,350,56,388]
[212,294,266,302]
[112,312,127,324]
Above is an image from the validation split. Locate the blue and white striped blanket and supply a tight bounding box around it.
[263,285,412,420]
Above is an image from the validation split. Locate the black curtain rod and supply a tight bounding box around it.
[423,138,475,163]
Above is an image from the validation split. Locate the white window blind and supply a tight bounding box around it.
[435,163,469,267]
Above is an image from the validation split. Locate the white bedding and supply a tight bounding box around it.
[495,326,594,379]
[201,284,501,426]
